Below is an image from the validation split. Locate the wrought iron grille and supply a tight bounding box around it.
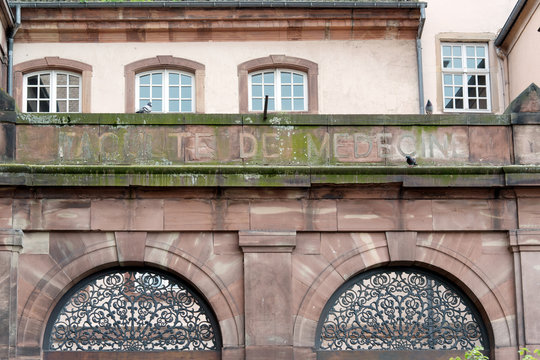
[316,267,490,352]
[44,268,221,351]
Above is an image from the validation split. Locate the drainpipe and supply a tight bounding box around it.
[7,5,21,97]
[416,3,426,114]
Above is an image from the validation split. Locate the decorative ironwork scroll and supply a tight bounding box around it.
[316,267,489,352]
[44,268,220,351]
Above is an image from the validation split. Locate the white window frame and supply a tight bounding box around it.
[23,70,82,113]
[441,42,491,113]
[248,69,308,112]
[135,70,195,113]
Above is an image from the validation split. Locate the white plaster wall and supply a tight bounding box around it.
[507,6,540,99]
[13,40,418,114]
[421,0,518,113]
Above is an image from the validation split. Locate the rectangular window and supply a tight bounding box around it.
[249,69,306,112]
[136,70,194,113]
[441,43,491,112]
[24,71,81,113]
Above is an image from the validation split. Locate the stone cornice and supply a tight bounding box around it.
[14,6,422,42]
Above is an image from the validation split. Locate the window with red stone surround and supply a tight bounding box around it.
[14,57,92,113]
[238,55,318,114]
[125,56,205,113]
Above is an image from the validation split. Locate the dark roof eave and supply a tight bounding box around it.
[9,0,427,10]
[495,0,527,47]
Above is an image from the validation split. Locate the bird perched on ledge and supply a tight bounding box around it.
[136,102,152,113]
[406,155,418,166]
[425,100,433,115]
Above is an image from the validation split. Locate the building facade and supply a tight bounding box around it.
[0,1,539,360]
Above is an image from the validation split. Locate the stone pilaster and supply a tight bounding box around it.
[509,230,540,350]
[239,231,296,360]
[0,229,23,360]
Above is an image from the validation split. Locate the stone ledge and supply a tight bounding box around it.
[15,112,512,126]
[0,164,538,187]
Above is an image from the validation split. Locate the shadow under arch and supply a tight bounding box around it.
[293,242,514,357]
[17,235,242,357]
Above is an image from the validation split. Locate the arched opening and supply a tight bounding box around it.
[315,267,490,360]
[43,267,222,360]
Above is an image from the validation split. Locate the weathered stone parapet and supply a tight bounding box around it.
[0,229,23,360]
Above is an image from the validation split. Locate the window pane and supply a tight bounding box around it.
[181,74,192,85]
[467,58,476,69]
[476,46,485,57]
[293,98,304,110]
[169,73,180,85]
[281,72,291,83]
[444,87,453,97]
[153,100,162,112]
[68,100,79,112]
[28,75,38,86]
[281,85,291,97]
[478,87,487,97]
[252,98,262,111]
[455,87,463,97]
[152,86,162,98]
[263,72,274,83]
[152,73,162,85]
[469,99,477,109]
[140,86,150,98]
[56,100,67,112]
[282,98,291,111]
[252,73,262,84]
[468,87,477,97]
[39,100,50,112]
[27,100,37,112]
[445,99,453,109]
[27,87,38,99]
[39,87,50,99]
[455,99,463,109]
[453,58,462,68]
[264,85,274,97]
[442,46,451,57]
[57,74,67,85]
[479,99,487,109]
[443,59,451,68]
[140,75,150,85]
[40,74,50,85]
[443,74,453,85]
[57,87,67,99]
[468,76,476,85]
[267,98,275,111]
[69,87,79,99]
[452,46,461,56]
[454,75,463,85]
[139,100,147,109]
[181,86,191,99]
[478,76,486,85]
[466,46,475,57]
[169,86,179,99]
[169,100,179,112]
[293,73,303,84]
[252,85,262,97]
[69,75,79,86]
[477,59,485,69]
[181,100,192,112]
[293,85,303,97]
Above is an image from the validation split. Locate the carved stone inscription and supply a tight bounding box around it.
[15,125,477,165]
